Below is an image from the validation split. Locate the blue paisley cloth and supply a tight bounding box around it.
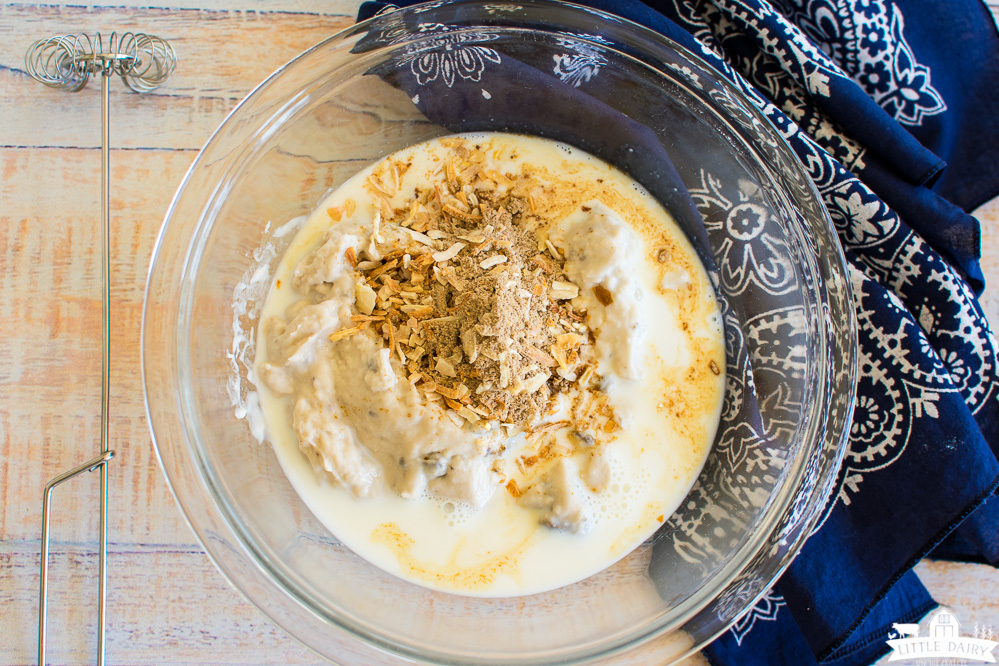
[353,1,999,664]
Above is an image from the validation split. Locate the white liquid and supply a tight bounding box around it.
[255,133,725,596]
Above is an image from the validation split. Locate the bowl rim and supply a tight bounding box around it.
[142,1,858,663]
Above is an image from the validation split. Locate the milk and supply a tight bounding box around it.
[254,133,725,596]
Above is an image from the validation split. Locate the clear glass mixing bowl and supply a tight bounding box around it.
[143,2,857,663]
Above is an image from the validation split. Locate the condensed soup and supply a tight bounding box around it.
[254,133,725,596]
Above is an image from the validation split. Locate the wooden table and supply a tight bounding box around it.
[1,2,997,664]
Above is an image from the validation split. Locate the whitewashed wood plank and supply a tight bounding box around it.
[0,546,325,665]
[1,5,356,150]
[917,560,999,624]
[0,147,202,546]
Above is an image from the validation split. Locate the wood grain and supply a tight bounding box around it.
[0,5,355,151]
[1,4,356,664]
[1,2,998,665]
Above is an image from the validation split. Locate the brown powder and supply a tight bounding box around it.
[348,142,615,435]
[423,200,565,425]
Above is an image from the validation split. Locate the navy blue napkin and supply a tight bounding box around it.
[354,1,999,664]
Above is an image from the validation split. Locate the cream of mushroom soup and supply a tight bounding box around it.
[254,133,725,595]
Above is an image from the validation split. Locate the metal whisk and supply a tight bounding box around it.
[26,32,175,93]
[25,31,176,666]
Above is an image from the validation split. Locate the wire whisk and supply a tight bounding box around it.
[26,30,175,666]
[26,31,176,93]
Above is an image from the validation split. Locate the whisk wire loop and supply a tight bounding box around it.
[25,35,89,91]
[25,31,176,93]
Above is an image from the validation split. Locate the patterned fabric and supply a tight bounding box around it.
[354,1,999,664]
[707,570,937,665]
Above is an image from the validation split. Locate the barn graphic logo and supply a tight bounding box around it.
[886,609,997,662]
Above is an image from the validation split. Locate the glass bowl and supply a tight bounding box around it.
[143,2,857,663]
